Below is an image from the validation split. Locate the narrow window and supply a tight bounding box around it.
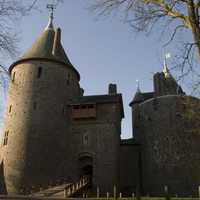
[12,72,16,82]
[74,105,79,110]
[33,102,37,110]
[3,131,9,146]
[62,106,66,114]
[37,67,42,78]
[83,133,89,146]
[9,105,12,113]
[67,73,70,85]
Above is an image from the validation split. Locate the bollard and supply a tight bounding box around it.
[113,185,117,200]
[119,192,122,198]
[107,192,109,199]
[97,186,100,198]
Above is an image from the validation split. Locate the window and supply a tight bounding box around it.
[62,105,66,114]
[72,104,96,119]
[3,131,9,146]
[12,72,16,82]
[88,105,94,109]
[37,67,42,78]
[67,73,70,85]
[83,133,89,146]
[33,102,37,110]
[9,105,12,113]
[74,105,79,109]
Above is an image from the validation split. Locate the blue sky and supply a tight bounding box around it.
[0,0,195,138]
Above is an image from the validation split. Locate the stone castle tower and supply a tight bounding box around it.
[0,16,81,194]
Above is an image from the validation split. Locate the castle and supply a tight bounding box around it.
[0,13,200,197]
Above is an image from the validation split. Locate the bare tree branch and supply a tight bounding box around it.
[89,0,200,92]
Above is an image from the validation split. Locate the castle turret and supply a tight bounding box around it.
[0,14,80,194]
[130,84,143,140]
[154,59,184,96]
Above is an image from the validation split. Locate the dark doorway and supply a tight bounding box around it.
[78,155,93,185]
[81,165,93,177]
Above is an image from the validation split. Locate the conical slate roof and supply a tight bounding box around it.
[129,87,144,106]
[9,19,80,80]
[20,28,72,66]
[130,91,144,105]
[21,28,56,61]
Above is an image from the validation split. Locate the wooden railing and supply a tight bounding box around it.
[30,176,90,197]
[64,176,90,197]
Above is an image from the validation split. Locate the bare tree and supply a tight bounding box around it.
[89,0,200,91]
[0,0,63,83]
[90,0,200,53]
[0,0,38,75]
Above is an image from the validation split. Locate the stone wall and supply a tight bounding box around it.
[0,60,80,194]
[119,142,141,196]
[136,95,200,196]
[69,102,122,194]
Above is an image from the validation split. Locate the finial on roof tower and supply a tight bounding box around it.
[163,52,171,78]
[45,3,56,30]
[136,80,141,93]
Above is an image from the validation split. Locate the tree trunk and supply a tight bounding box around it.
[187,0,200,57]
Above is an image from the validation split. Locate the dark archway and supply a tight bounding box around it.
[78,154,93,185]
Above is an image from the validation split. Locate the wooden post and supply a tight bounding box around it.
[113,185,117,200]
[107,192,109,199]
[97,186,100,198]
[64,187,67,198]
[198,186,200,198]
[132,193,135,200]
[164,185,170,200]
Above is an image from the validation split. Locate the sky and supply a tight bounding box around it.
[0,0,195,138]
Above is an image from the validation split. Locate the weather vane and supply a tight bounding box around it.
[47,3,57,20]
[45,3,57,29]
[136,79,141,92]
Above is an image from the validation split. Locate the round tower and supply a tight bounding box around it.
[0,16,81,194]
